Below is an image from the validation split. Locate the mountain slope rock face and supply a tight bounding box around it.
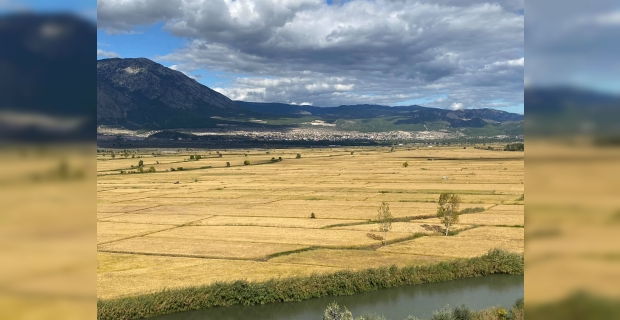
[97,58,247,128]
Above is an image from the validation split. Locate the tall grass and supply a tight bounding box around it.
[98,249,523,320]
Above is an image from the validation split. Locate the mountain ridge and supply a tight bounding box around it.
[97,57,523,135]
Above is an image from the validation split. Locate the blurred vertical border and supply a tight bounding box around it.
[526,0,620,318]
[0,1,96,319]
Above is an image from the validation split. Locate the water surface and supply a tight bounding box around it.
[153,274,523,320]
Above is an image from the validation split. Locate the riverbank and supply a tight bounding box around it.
[98,249,523,320]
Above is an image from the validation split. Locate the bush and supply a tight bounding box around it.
[244,160,251,165]
[431,306,451,320]
[177,167,183,171]
[148,167,156,173]
[403,162,409,167]
[460,207,485,214]
[190,155,195,160]
[170,167,176,171]
[323,302,353,320]
[196,155,202,160]
[271,157,278,162]
[452,304,473,320]
[296,153,301,159]
[278,157,283,161]
[138,160,143,167]
[310,213,316,219]
[226,162,231,167]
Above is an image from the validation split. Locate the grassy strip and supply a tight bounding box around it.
[322,215,435,229]
[261,232,428,261]
[97,249,523,320]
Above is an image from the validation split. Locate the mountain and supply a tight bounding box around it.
[1,13,96,141]
[97,58,255,129]
[97,58,523,136]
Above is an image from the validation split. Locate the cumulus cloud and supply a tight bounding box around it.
[449,102,464,110]
[98,0,523,108]
[97,49,120,58]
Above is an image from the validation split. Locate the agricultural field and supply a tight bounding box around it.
[97,145,524,299]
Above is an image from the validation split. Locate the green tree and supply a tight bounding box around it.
[437,193,461,236]
[323,302,353,320]
[376,202,393,245]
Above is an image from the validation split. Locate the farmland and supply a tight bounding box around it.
[97,145,523,300]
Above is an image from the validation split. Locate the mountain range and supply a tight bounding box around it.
[97,58,523,136]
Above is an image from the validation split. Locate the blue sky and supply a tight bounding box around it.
[95,0,525,113]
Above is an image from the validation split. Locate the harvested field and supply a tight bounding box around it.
[97,146,524,299]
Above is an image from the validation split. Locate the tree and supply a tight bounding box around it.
[296,153,301,159]
[196,155,202,160]
[190,155,195,160]
[226,162,231,167]
[436,193,461,236]
[376,202,392,245]
[323,302,353,320]
[138,160,144,167]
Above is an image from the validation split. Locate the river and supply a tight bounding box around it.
[152,274,523,320]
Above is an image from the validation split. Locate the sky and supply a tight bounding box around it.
[96,0,525,113]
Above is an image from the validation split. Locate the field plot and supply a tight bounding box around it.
[97,146,524,299]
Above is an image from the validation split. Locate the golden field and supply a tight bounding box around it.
[97,145,523,299]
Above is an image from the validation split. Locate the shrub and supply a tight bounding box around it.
[431,306,451,320]
[403,162,409,167]
[244,160,251,165]
[170,167,175,171]
[138,160,144,167]
[226,162,231,167]
[271,157,278,162]
[310,213,316,219]
[278,157,283,161]
[219,154,223,158]
[296,153,301,159]
[460,207,485,214]
[190,155,195,160]
[177,167,183,171]
[323,302,353,320]
[196,155,202,160]
[148,167,156,173]
[452,304,473,320]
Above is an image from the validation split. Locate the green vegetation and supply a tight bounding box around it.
[403,162,409,167]
[459,207,485,214]
[376,202,393,245]
[504,143,524,151]
[437,193,462,236]
[97,249,523,320]
[323,298,523,320]
[244,160,251,165]
[296,153,302,159]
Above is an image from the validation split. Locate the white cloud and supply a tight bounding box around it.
[97,49,120,58]
[449,102,464,110]
[99,0,523,109]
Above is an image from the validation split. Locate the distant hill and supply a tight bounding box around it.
[97,58,256,129]
[97,58,523,135]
